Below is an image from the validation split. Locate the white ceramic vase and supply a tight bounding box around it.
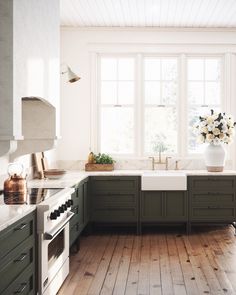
[204,143,226,172]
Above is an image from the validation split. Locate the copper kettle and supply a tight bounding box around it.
[4,163,27,204]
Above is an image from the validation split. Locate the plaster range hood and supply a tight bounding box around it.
[10,97,59,159]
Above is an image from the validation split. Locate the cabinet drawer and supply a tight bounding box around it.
[92,208,137,222]
[191,192,235,204]
[0,238,34,293]
[91,176,139,193]
[190,207,235,221]
[189,176,235,192]
[0,212,35,261]
[92,193,137,207]
[1,264,34,295]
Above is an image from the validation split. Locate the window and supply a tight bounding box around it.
[187,57,222,153]
[97,54,224,157]
[144,57,178,154]
[99,57,135,154]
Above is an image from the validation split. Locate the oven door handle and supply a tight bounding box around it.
[44,211,75,240]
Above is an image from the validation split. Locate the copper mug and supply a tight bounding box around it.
[4,163,27,204]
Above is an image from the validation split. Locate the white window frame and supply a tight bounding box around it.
[97,53,138,158]
[142,54,180,157]
[93,52,231,159]
[185,54,225,157]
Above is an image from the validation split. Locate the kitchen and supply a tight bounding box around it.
[1,0,236,294]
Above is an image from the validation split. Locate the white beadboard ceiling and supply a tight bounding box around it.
[60,0,236,28]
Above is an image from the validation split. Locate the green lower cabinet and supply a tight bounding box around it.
[141,191,187,223]
[90,176,139,226]
[69,178,89,247]
[0,211,36,295]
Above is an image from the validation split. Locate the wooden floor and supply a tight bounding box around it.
[58,226,236,295]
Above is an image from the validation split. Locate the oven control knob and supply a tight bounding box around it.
[69,199,73,206]
[54,209,60,217]
[66,201,71,208]
[59,206,64,213]
[50,212,57,220]
[62,204,67,210]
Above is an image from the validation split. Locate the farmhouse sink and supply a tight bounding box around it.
[141,170,187,191]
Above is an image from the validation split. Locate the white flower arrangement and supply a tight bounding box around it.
[194,110,236,145]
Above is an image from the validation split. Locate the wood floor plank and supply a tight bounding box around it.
[113,235,134,295]
[149,234,162,295]
[72,235,111,295]
[100,235,126,295]
[184,234,212,293]
[175,235,200,295]
[59,227,236,295]
[137,234,151,295]
[200,230,235,295]
[125,235,141,295]
[159,234,174,295]
[166,234,187,295]
[87,235,118,295]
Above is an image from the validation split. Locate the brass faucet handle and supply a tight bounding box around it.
[149,157,155,170]
[165,156,172,170]
[175,160,180,170]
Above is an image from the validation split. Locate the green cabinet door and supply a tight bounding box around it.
[141,191,163,222]
[165,191,187,221]
[83,180,89,226]
[141,191,187,222]
[77,183,84,231]
[70,178,90,247]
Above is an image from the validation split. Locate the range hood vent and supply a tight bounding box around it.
[10,97,58,159]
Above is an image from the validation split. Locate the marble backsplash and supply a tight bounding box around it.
[56,158,233,171]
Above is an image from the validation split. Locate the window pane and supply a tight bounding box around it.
[145,81,160,104]
[188,59,204,80]
[101,82,117,104]
[205,82,220,105]
[188,106,221,153]
[118,81,134,104]
[118,58,134,80]
[205,59,220,81]
[162,82,177,104]
[161,59,177,81]
[188,82,204,105]
[144,107,177,154]
[101,58,117,80]
[100,107,134,154]
[145,58,160,80]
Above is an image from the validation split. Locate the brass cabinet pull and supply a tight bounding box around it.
[14,283,27,294]
[14,253,27,263]
[14,223,27,231]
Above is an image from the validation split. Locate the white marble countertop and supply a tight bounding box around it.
[28,169,236,189]
[1,169,236,232]
[0,204,36,232]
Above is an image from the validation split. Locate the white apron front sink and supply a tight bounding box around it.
[141,171,187,191]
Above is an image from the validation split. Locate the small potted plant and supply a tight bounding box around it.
[85,152,115,171]
[194,109,236,172]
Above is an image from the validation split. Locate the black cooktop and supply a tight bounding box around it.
[0,188,63,205]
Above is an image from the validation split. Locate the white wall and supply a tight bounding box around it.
[58,28,236,168]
